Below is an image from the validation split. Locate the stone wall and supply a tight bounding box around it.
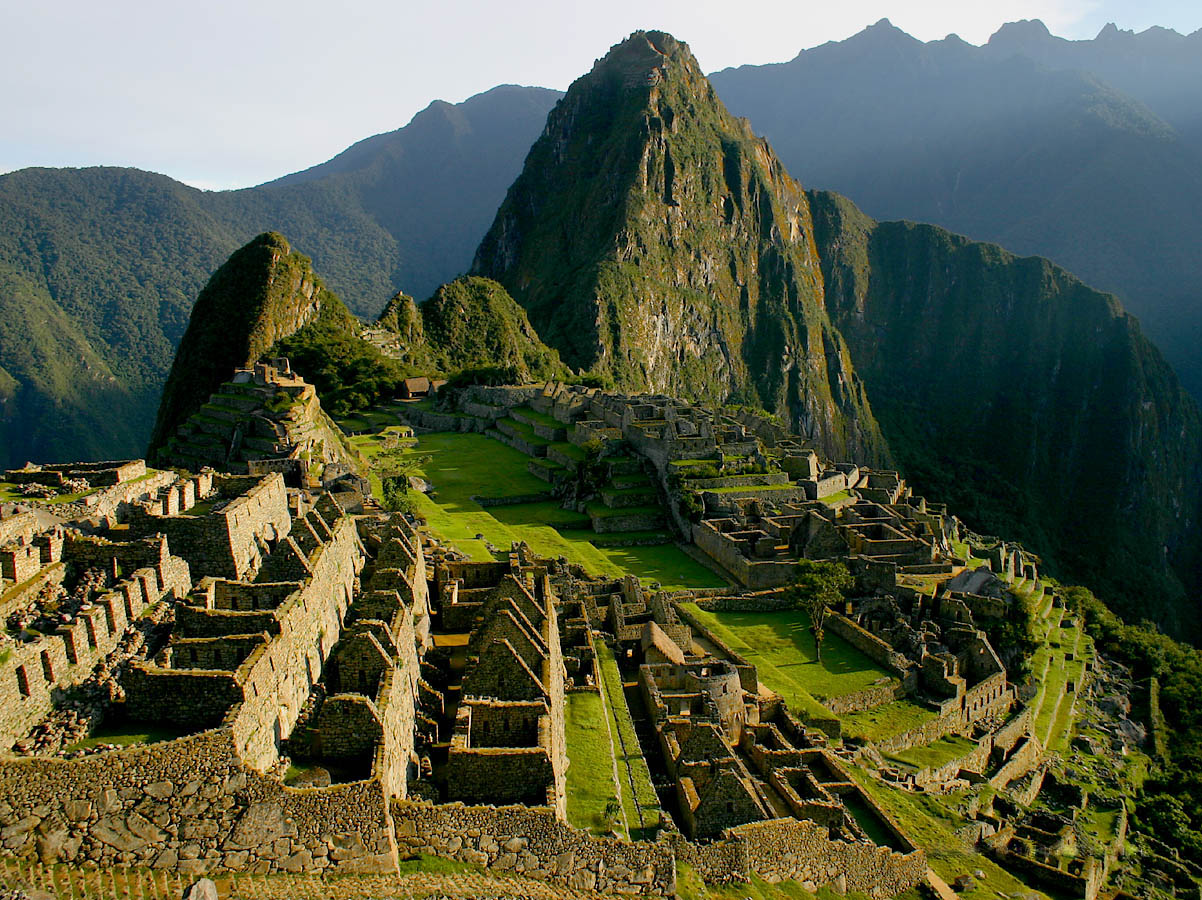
[401,408,487,433]
[0,545,191,748]
[823,681,907,716]
[389,800,675,895]
[989,737,1043,790]
[732,818,926,898]
[0,728,396,875]
[873,709,971,756]
[910,735,993,789]
[125,511,364,771]
[826,613,912,680]
[691,522,795,589]
[81,470,178,521]
[992,705,1033,755]
[127,474,291,581]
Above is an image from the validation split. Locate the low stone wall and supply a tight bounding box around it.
[673,815,925,898]
[824,681,906,716]
[674,835,748,883]
[591,510,663,534]
[460,385,543,409]
[389,801,675,895]
[701,487,808,509]
[1,551,191,748]
[0,728,396,875]
[686,473,791,490]
[82,470,178,521]
[989,848,1101,900]
[488,426,546,459]
[992,705,1033,755]
[695,594,792,613]
[873,708,969,756]
[545,445,582,472]
[460,402,510,421]
[911,735,993,789]
[690,524,795,589]
[734,818,925,898]
[401,408,487,433]
[826,614,912,680]
[989,737,1043,790]
[472,492,553,508]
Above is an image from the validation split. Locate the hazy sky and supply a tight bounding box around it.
[4,0,1199,190]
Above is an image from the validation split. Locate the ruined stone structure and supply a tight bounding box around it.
[0,382,1079,896]
[155,359,358,482]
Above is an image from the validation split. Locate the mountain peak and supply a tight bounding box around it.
[988,18,1056,49]
[471,34,887,461]
[591,30,698,87]
[843,18,923,52]
[148,232,339,460]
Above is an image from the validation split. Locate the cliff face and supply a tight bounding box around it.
[472,31,886,463]
[810,190,1202,631]
[148,232,337,460]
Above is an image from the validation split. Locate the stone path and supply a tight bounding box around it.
[924,868,959,900]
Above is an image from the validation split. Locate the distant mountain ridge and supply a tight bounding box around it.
[710,18,1202,402]
[0,85,560,468]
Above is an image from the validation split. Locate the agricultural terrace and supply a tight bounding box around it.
[351,425,725,591]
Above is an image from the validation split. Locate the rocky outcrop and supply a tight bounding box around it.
[472,31,887,464]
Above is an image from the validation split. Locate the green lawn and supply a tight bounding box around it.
[887,734,979,771]
[353,430,723,590]
[682,604,895,707]
[595,640,661,841]
[0,481,97,505]
[66,722,188,752]
[564,691,623,836]
[840,700,937,743]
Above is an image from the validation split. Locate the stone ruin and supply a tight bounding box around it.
[155,359,357,484]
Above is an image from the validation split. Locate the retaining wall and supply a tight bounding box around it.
[0,728,396,876]
[389,801,675,895]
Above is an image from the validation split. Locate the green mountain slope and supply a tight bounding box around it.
[0,86,560,468]
[810,190,1202,632]
[151,231,565,457]
[416,277,566,380]
[709,19,1202,402]
[148,232,341,458]
[472,31,886,463]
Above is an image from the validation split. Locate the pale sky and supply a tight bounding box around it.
[3,0,1199,190]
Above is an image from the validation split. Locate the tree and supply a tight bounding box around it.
[374,450,432,514]
[785,559,853,665]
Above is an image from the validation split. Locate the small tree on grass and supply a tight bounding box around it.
[374,449,431,514]
[785,559,854,665]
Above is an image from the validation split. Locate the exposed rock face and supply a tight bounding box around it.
[148,233,336,460]
[810,189,1202,633]
[472,31,887,463]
